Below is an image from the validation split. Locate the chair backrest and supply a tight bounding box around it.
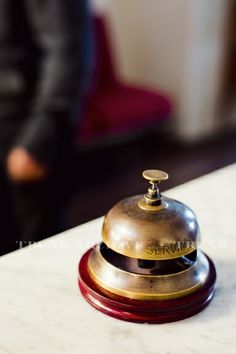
[89,15,118,92]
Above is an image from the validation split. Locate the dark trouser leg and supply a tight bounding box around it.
[9,177,65,243]
[8,149,78,243]
[0,111,78,248]
[0,165,21,255]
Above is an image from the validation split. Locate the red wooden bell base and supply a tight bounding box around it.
[78,248,216,324]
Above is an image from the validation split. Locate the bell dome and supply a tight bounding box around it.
[102,170,200,260]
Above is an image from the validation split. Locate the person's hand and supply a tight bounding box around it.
[7,147,47,182]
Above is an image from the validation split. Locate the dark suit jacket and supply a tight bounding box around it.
[0,0,91,165]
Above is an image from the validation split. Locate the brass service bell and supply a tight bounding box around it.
[78,170,216,323]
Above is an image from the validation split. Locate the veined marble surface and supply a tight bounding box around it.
[0,164,236,354]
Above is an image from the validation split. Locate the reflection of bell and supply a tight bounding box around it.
[78,170,216,323]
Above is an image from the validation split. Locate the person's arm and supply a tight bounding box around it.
[12,0,91,169]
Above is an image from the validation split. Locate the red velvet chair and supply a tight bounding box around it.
[78,15,172,143]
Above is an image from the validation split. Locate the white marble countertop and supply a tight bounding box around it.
[0,164,236,354]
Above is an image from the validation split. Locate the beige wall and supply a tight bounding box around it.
[91,0,227,140]
[92,0,188,97]
[179,0,227,140]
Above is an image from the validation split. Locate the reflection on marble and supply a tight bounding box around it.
[0,164,236,354]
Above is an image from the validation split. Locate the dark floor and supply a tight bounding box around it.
[68,130,236,226]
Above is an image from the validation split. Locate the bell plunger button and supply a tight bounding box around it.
[142,169,169,182]
[142,169,169,206]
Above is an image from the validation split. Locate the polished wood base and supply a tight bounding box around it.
[78,248,216,324]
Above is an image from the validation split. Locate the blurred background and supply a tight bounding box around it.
[1,0,236,254]
[71,0,236,223]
